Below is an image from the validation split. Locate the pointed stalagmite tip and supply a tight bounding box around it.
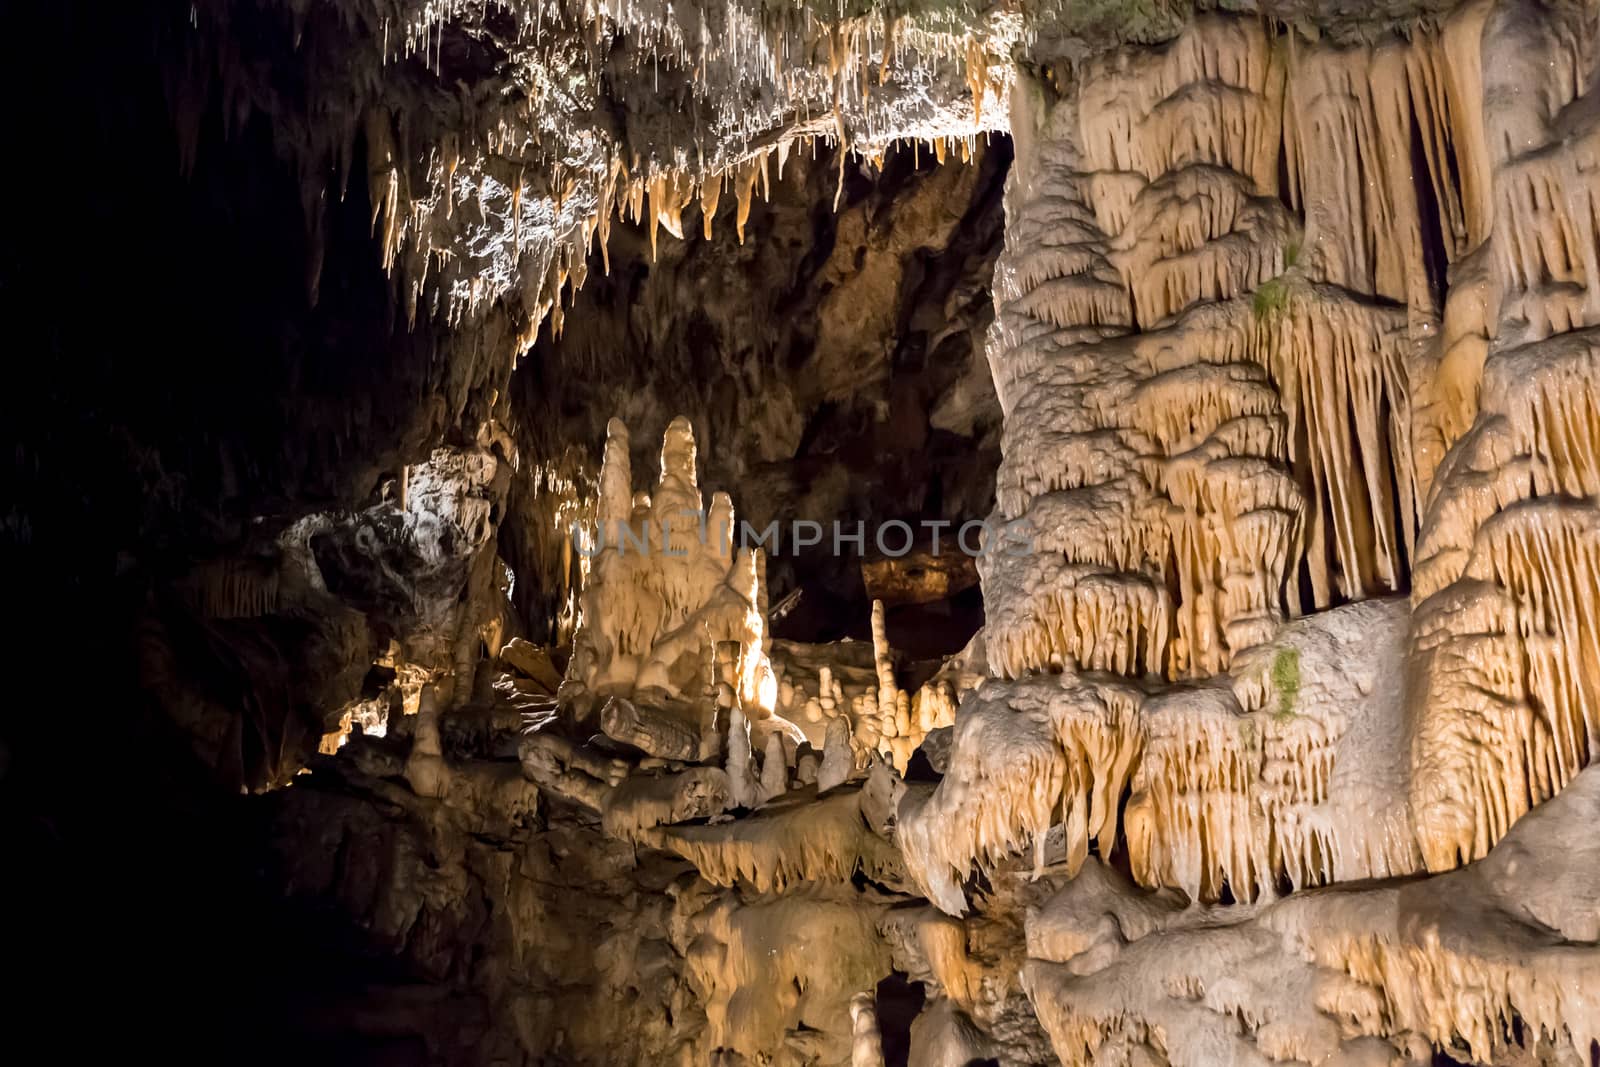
[660,415,699,487]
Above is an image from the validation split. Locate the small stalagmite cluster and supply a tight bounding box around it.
[541,416,953,795]
[560,415,775,723]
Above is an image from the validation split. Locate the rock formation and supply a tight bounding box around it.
[16,0,1600,1064]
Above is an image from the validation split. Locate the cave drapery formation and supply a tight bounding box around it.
[12,0,1600,1064]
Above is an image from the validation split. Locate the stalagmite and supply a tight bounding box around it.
[726,704,760,809]
[561,415,778,735]
[405,684,448,799]
[906,1000,999,1067]
[870,600,898,730]
[818,715,854,794]
[759,731,788,804]
[848,993,887,1067]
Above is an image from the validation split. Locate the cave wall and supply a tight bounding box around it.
[903,3,1600,1062]
[4,4,522,1055]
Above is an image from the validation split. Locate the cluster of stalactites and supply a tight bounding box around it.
[984,16,1317,685]
[602,127,993,261]
[185,0,1016,373]
[1155,606,1421,901]
[898,674,1144,915]
[1107,165,1297,328]
[901,601,1421,914]
[176,558,282,620]
[1411,337,1600,867]
[982,8,1490,692]
[1255,280,1418,605]
[645,788,903,895]
[360,104,606,348]
[1477,0,1595,345]
[1281,9,1493,313]
[369,0,1012,173]
[1407,0,1600,871]
[1022,872,1600,1067]
[681,891,892,1064]
[1023,766,1600,1067]
[1077,13,1284,195]
[949,8,1512,912]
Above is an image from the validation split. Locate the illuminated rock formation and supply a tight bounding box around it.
[1409,0,1600,872]
[312,2,1600,1060]
[1024,763,1600,1067]
[560,416,777,729]
[60,0,1600,1062]
[767,600,957,776]
[985,17,1307,686]
[912,26,1600,1063]
[429,4,1600,1059]
[903,598,1420,913]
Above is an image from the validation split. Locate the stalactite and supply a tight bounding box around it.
[1287,42,1434,309]
[898,674,1144,916]
[178,559,282,619]
[1410,0,1600,870]
[1256,280,1418,605]
[904,599,1417,914]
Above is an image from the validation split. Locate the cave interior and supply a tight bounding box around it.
[9,0,1600,1064]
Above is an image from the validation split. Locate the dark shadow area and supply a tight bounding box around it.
[3,2,494,1058]
[875,972,927,1067]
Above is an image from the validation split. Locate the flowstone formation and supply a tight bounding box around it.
[1024,768,1600,1066]
[895,2,1600,1063]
